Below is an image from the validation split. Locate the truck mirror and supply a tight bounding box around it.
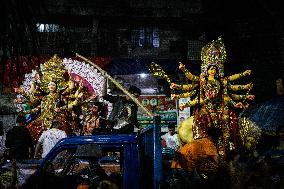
[75,143,102,158]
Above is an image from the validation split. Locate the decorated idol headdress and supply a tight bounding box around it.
[41,54,67,92]
[201,36,227,77]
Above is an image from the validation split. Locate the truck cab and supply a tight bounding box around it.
[0,117,163,189]
[18,116,162,189]
[20,134,140,189]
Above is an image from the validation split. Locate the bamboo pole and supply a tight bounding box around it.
[75,53,153,117]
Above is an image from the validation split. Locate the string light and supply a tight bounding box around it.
[21,58,104,96]
[63,58,104,97]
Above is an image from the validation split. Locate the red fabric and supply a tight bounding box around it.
[0,56,112,88]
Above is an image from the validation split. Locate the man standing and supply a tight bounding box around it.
[5,115,34,160]
[34,120,67,158]
[161,123,179,151]
[103,81,141,134]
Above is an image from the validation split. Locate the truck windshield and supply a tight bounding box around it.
[44,144,123,189]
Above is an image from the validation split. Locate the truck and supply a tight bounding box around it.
[0,116,164,189]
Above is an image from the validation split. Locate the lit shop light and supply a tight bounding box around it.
[139,73,147,78]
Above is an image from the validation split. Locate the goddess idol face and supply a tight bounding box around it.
[48,81,57,92]
[207,65,218,78]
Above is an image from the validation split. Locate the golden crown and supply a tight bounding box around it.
[201,36,227,77]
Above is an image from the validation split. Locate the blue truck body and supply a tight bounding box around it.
[18,116,163,189]
[43,134,141,189]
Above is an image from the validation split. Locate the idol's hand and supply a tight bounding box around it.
[234,102,243,108]
[170,83,177,89]
[179,104,186,111]
[14,87,23,93]
[244,70,252,76]
[171,94,178,99]
[178,62,185,70]
[14,98,23,103]
[247,95,255,100]
[246,83,253,90]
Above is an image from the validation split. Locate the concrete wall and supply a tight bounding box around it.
[0,114,16,134]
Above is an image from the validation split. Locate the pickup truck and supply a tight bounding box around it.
[0,116,164,189]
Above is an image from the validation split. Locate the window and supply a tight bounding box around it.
[132,27,160,48]
[36,23,60,32]
[44,144,123,188]
[152,28,160,48]
[45,148,76,175]
[187,40,203,60]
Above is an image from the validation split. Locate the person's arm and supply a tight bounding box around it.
[24,128,34,158]
[61,130,67,138]
[34,133,44,158]
[161,139,167,148]
[34,142,42,158]
[161,134,167,147]
[28,146,33,159]
[101,78,116,102]
[5,130,11,149]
